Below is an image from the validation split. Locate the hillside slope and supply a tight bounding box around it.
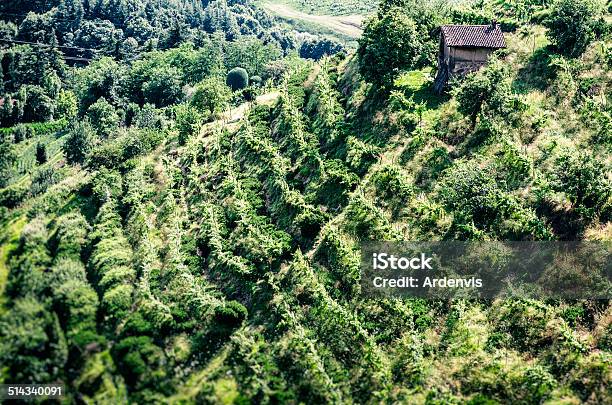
[0,0,610,403]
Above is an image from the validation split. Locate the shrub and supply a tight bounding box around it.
[190,77,231,118]
[0,183,28,208]
[346,137,380,176]
[112,336,165,388]
[544,0,603,57]
[22,85,55,122]
[250,75,262,87]
[87,128,163,169]
[455,59,515,129]
[371,164,414,207]
[226,67,249,91]
[214,301,248,328]
[310,159,358,211]
[51,212,90,259]
[175,104,203,146]
[56,90,78,121]
[133,104,163,129]
[299,37,344,60]
[86,98,120,138]
[63,121,97,165]
[35,142,47,165]
[142,66,183,107]
[548,151,611,221]
[30,167,59,196]
[437,160,551,239]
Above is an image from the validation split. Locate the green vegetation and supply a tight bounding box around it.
[269,0,378,16]
[0,0,610,403]
[226,67,250,91]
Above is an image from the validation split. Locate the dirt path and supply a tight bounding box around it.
[227,91,280,123]
[200,91,281,136]
[262,2,363,39]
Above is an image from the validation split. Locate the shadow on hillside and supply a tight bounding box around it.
[350,85,395,146]
[513,46,556,93]
[411,84,448,110]
[536,199,584,240]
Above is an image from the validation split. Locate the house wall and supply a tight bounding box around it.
[436,39,499,92]
[449,47,494,63]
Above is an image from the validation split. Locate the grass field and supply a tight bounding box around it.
[263,2,364,37]
[268,0,379,16]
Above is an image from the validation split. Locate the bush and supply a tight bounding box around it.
[56,90,78,121]
[22,85,55,122]
[175,104,203,146]
[0,183,28,208]
[63,121,98,165]
[544,0,603,57]
[214,301,248,328]
[299,37,344,60]
[30,167,59,196]
[35,142,47,165]
[437,160,551,239]
[226,67,249,91]
[133,104,163,130]
[87,128,163,169]
[250,75,262,87]
[190,77,231,118]
[455,59,514,129]
[142,66,184,107]
[51,213,90,259]
[86,98,120,138]
[310,160,358,211]
[548,151,611,221]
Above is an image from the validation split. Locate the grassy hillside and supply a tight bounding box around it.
[0,0,610,403]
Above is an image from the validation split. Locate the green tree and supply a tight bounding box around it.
[56,0,84,33]
[36,142,47,165]
[56,90,78,120]
[545,0,603,57]
[357,8,424,89]
[190,77,231,118]
[455,59,514,128]
[74,57,126,112]
[225,37,281,75]
[62,121,97,164]
[0,138,16,187]
[86,97,120,138]
[456,72,493,129]
[30,166,58,196]
[226,67,249,91]
[142,66,183,107]
[23,85,55,122]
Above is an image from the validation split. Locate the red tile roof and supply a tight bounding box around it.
[441,25,506,49]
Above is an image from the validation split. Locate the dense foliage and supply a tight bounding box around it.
[0,0,610,403]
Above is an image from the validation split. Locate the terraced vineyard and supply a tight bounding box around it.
[0,0,610,403]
